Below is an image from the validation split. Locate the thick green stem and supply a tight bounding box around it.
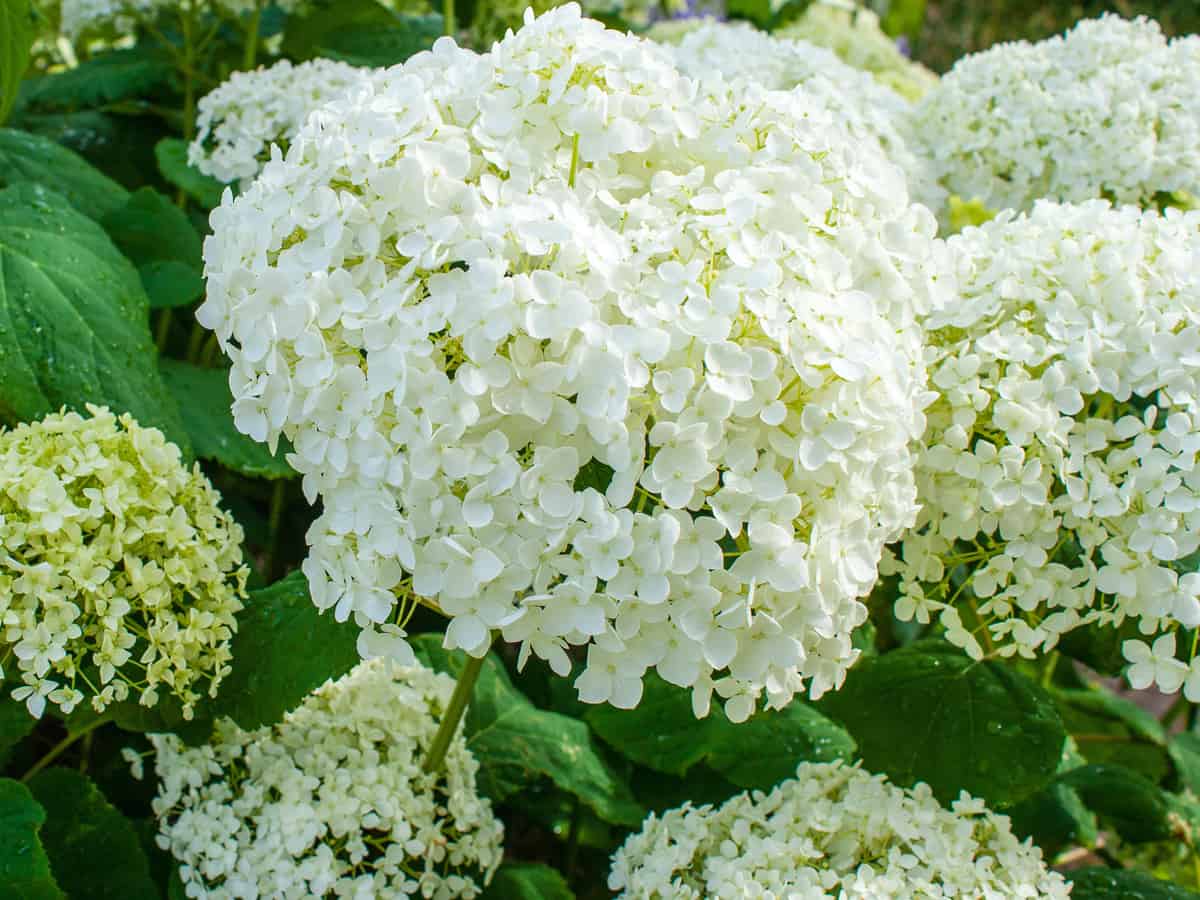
[443,0,455,39]
[423,646,489,774]
[22,718,107,783]
[242,1,262,70]
[264,479,287,582]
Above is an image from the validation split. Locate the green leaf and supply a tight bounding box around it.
[480,863,575,900]
[154,138,224,210]
[201,570,360,731]
[1007,782,1098,856]
[316,16,443,67]
[18,49,171,110]
[0,778,63,900]
[1054,686,1171,783]
[1060,763,1173,843]
[588,672,854,791]
[159,360,296,479]
[0,695,34,768]
[0,0,33,125]
[137,260,204,309]
[817,640,1067,807]
[0,127,128,219]
[1170,732,1200,795]
[1068,867,1200,899]
[26,769,157,900]
[0,183,188,450]
[102,187,202,270]
[413,636,645,826]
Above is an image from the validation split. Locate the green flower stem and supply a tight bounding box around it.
[264,479,287,581]
[423,643,489,774]
[243,1,262,70]
[155,309,174,352]
[444,0,455,39]
[22,717,107,783]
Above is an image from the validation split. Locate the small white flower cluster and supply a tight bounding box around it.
[889,201,1200,672]
[149,658,504,899]
[61,0,305,40]
[0,406,247,718]
[200,4,947,720]
[657,20,942,210]
[912,15,1200,216]
[190,58,378,186]
[776,0,938,101]
[609,760,1070,898]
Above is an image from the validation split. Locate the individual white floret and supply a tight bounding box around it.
[912,15,1200,218]
[190,58,380,186]
[890,200,1200,682]
[610,760,1070,898]
[200,5,949,720]
[149,658,504,899]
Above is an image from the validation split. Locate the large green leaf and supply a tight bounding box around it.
[1068,867,1200,899]
[200,570,359,731]
[480,863,575,900]
[588,672,854,791]
[159,360,296,479]
[1007,781,1098,856]
[26,769,157,900]
[817,640,1066,807]
[154,138,224,210]
[18,49,171,111]
[1060,763,1173,843]
[0,695,34,768]
[413,636,645,826]
[0,127,128,219]
[0,183,188,450]
[102,188,204,310]
[317,16,443,67]
[1054,686,1170,783]
[0,0,33,125]
[1170,732,1200,795]
[0,778,62,900]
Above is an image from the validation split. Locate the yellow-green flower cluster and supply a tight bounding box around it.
[0,406,247,719]
[778,0,938,101]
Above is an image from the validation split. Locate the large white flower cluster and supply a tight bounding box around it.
[0,406,247,718]
[889,201,1200,674]
[199,4,948,721]
[777,0,938,101]
[149,658,504,899]
[609,760,1070,898]
[657,20,942,209]
[912,15,1200,216]
[190,58,377,186]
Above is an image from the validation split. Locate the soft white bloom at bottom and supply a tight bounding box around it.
[609,761,1070,898]
[148,658,504,899]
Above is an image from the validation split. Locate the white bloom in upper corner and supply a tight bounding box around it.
[892,200,1200,674]
[655,19,944,211]
[201,4,950,719]
[912,15,1200,218]
[190,58,380,186]
[610,760,1071,898]
[149,658,504,899]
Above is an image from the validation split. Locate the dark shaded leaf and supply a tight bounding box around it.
[19,49,171,110]
[817,640,1066,807]
[1055,686,1171,783]
[159,360,296,479]
[414,636,645,826]
[0,695,34,768]
[480,863,575,900]
[155,138,224,209]
[0,0,33,125]
[27,769,156,900]
[1060,763,1173,843]
[1170,732,1200,795]
[138,260,204,309]
[1068,867,1200,899]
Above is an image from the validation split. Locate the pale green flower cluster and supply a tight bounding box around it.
[778,0,938,101]
[0,406,247,718]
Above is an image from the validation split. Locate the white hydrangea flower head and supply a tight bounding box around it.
[199,4,949,721]
[190,58,379,186]
[889,201,1200,679]
[610,760,1070,898]
[149,658,504,899]
[912,15,1200,217]
[657,20,943,211]
[776,0,938,101]
[0,406,247,719]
